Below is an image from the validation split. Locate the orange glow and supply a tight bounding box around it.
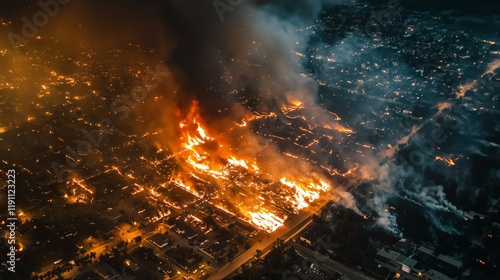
[235,111,277,127]
[64,179,95,204]
[227,157,249,169]
[178,101,214,150]
[279,177,329,210]
[172,176,201,198]
[247,209,285,232]
[149,188,161,197]
[165,100,334,232]
[321,164,359,177]
[73,179,94,194]
[323,123,354,135]
[281,100,304,114]
[435,156,456,166]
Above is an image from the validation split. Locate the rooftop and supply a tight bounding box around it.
[148,233,171,248]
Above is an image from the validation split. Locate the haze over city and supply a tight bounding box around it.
[1,1,499,280]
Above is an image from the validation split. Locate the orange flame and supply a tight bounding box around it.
[435,156,456,166]
[166,100,333,232]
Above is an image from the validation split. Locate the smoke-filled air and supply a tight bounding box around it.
[3,0,500,278]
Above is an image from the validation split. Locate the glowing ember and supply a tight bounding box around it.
[72,179,94,194]
[246,208,285,232]
[172,177,201,198]
[435,156,456,166]
[280,178,322,210]
[322,123,354,135]
[148,187,161,197]
[235,111,277,127]
[166,100,334,232]
[227,157,249,169]
[178,101,214,150]
[281,100,304,114]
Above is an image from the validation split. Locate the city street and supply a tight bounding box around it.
[208,189,344,280]
[292,242,375,280]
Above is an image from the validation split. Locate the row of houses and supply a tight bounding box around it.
[376,239,463,280]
